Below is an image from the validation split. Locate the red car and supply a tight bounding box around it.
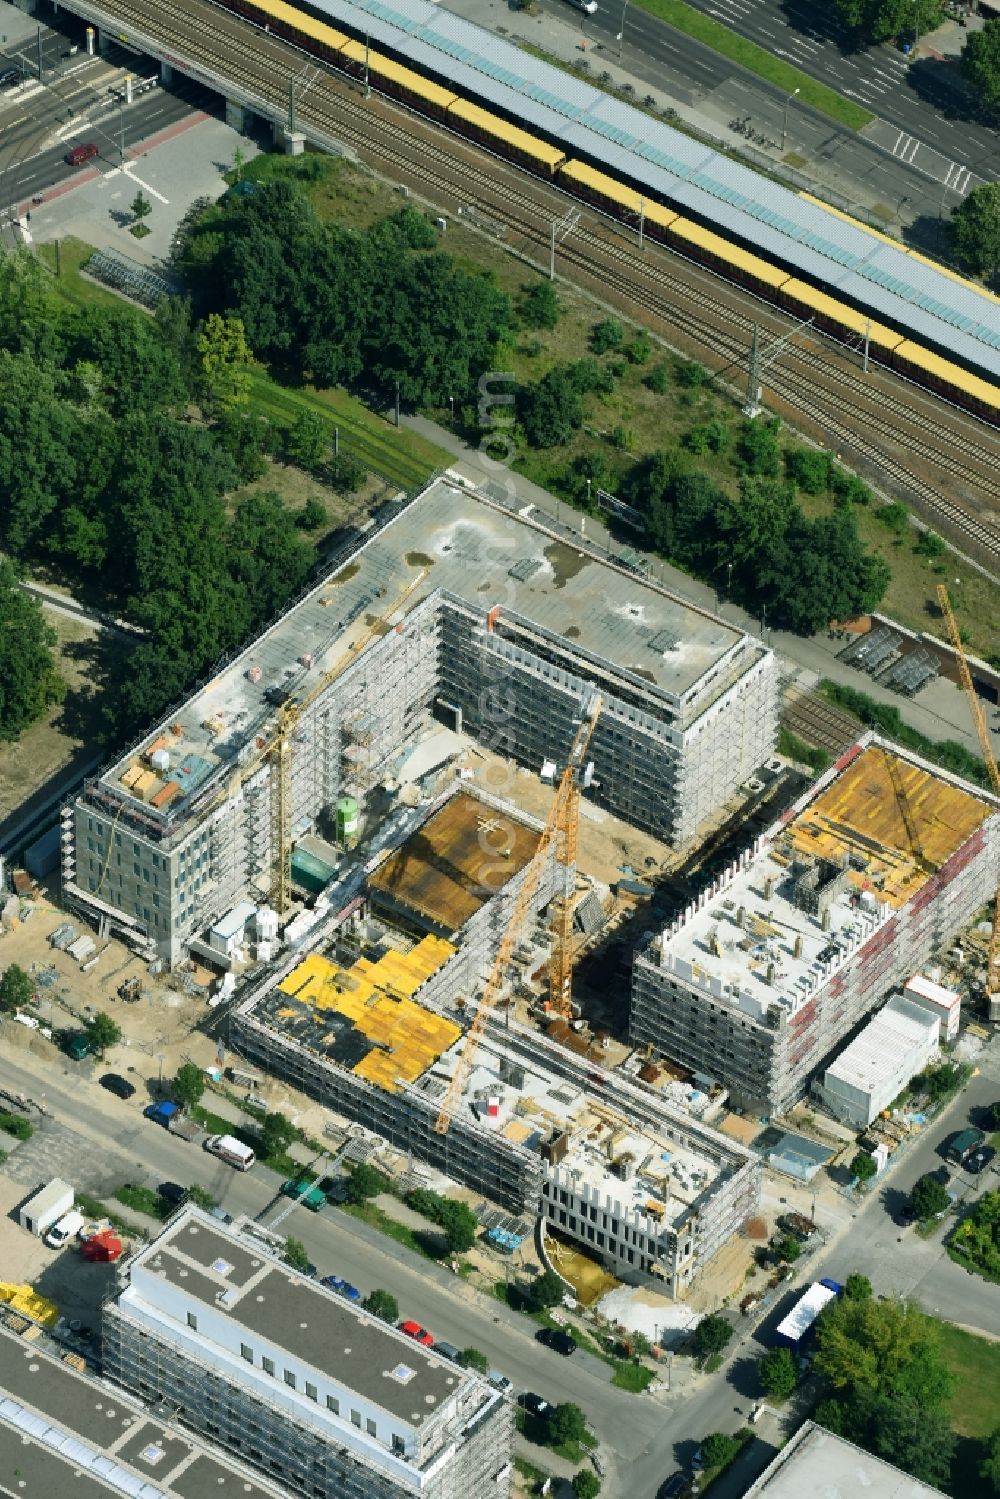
[399,1320,434,1347]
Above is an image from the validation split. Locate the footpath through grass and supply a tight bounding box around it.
[627,0,873,130]
[248,372,449,492]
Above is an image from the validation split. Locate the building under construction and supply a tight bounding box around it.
[231,804,759,1297]
[61,473,778,967]
[101,1205,512,1499]
[631,735,1000,1115]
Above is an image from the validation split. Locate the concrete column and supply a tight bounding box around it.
[224,99,247,132]
[85,24,94,54]
[160,59,172,84]
[96,26,107,53]
[283,130,305,156]
[124,74,133,104]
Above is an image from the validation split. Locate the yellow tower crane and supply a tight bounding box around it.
[936,585,1000,1010]
[434,694,603,1135]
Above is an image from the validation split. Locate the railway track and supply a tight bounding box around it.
[122,0,999,560]
[783,692,860,755]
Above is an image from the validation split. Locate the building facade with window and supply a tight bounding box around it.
[101,1207,512,1499]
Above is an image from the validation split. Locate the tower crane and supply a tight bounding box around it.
[434,694,603,1135]
[936,585,1000,1011]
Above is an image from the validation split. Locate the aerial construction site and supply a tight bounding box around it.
[57,474,999,1296]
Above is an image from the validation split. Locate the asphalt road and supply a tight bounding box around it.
[805,1061,1000,1337]
[0,18,212,215]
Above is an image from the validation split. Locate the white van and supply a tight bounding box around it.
[205,1134,255,1171]
[44,1210,85,1249]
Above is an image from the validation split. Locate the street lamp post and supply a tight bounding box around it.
[617,0,629,63]
[782,87,799,154]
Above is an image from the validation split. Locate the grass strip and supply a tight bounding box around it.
[626,0,873,130]
[36,237,127,309]
[248,371,448,490]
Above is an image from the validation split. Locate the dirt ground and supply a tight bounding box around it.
[0,1177,120,1331]
[0,611,121,824]
[447,742,677,888]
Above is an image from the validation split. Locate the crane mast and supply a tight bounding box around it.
[936,586,1000,1011]
[434,695,603,1135]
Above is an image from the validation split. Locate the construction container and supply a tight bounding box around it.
[24,825,61,879]
[20,1179,74,1237]
[336,796,360,844]
[150,748,171,773]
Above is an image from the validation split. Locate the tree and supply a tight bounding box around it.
[950,183,1000,277]
[774,1235,802,1263]
[910,1173,950,1221]
[345,1163,390,1204]
[590,318,624,353]
[131,190,151,225]
[844,1273,873,1302]
[757,1346,798,1399]
[692,1313,732,1359]
[85,1012,121,1058]
[572,1470,601,1499]
[0,964,33,1014]
[326,450,366,495]
[196,313,253,414]
[364,1288,398,1323]
[520,280,561,330]
[981,1426,1000,1492]
[738,416,781,477]
[232,143,246,181]
[260,1110,297,1158]
[0,560,64,742]
[867,1392,956,1488]
[527,1268,566,1312]
[437,1199,478,1253]
[297,496,327,530]
[813,1296,955,1409]
[548,1403,587,1447]
[676,359,706,388]
[700,1432,740,1470]
[785,447,833,494]
[284,1237,311,1273]
[852,1150,877,1183]
[187,1184,217,1211]
[518,366,584,448]
[961,18,1000,116]
[645,362,669,394]
[283,409,329,471]
[457,1347,490,1373]
[173,1062,205,1112]
[831,0,943,45]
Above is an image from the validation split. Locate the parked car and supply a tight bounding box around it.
[100,1073,135,1099]
[965,1146,996,1175]
[0,67,19,87]
[321,1275,362,1302]
[536,1328,575,1356]
[157,1182,186,1206]
[44,1210,85,1249]
[657,1476,686,1499]
[518,1393,553,1420]
[489,1369,514,1394]
[399,1320,434,1346]
[433,1340,461,1362]
[62,1030,92,1061]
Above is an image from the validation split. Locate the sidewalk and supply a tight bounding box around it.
[402,412,985,756]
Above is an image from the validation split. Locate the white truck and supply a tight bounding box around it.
[45,1210,85,1249]
[20,1179,74,1237]
[205,1134,255,1171]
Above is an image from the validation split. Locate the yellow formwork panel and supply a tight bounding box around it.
[0,1284,59,1327]
[786,745,993,908]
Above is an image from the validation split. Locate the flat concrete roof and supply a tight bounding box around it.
[744,1422,941,1497]
[658,740,997,1022]
[369,790,541,933]
[97,477,754,824]
[0,1322,285,1499]
[136,1211,470,1427]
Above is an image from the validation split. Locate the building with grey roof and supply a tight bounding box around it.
[743,1421,942,1498]
[0,1317,291,1499]
[100,1206,512,1499]
[63,473,777,966]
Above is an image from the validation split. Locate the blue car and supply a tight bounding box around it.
[321,1274,362,1302]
